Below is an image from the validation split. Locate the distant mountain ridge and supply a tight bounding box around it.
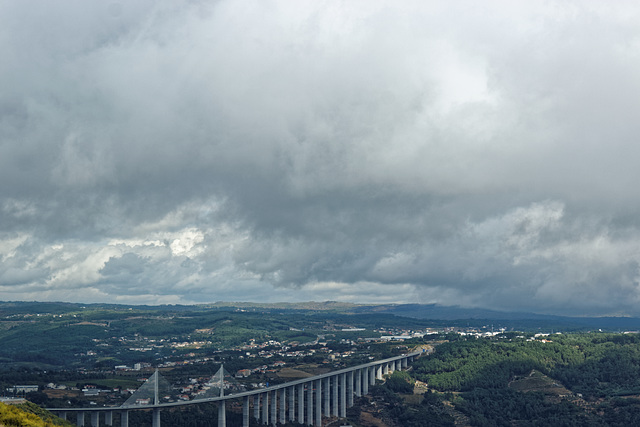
[350,303,640,330]
[201,301,640,330]
[2,300,640,331]
[351,303,562,320]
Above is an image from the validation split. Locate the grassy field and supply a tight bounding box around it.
[508,369,572,395]
[276,368,314,379]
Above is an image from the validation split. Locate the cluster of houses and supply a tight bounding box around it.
[114,362,152,371]
[234,360,287,379]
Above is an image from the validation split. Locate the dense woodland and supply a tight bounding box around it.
[413,333,640,396]
[365,333,640,426]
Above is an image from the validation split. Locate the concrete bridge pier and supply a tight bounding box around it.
[297,383,305,423]
[345,371,354,408]
[243,396,250,427]
[377,365,383,380]
[323,377,330,417]
[331,376,338,417]
[322,377,331,417]
[261,391,269,424]
[105,411,113,426]
[348,371,354,407]
[218,401,225,427]
[355,369,362,397]
[90,411,99,427]
[315,379,322,426]
[306,383,313,425]
[402,357,408,369]
[270,390,277,426]
[280,387,286,425]
[362,368,371,396]
[120,411,128,427]
[253,394,260,422]
[340,373,347,418]
[76,411,84,426]
[152,408,160,427]
[289,385,296,422]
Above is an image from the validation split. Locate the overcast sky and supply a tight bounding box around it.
[2,1,640,315]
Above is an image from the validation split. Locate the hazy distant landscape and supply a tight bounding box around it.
[3,300,640,370]
[3,301,640,426]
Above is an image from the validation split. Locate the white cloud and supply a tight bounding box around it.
[169,229,204,257]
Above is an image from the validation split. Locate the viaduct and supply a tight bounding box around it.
[48,351,421,427]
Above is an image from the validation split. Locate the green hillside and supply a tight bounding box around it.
[359,332,640,426]
[0,402,72,427]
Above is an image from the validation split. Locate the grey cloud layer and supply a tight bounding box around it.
[1,1,640,314]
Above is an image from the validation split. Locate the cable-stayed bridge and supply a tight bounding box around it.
[48,351,422,427]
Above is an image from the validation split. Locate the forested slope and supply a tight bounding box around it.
[405,333,640,426]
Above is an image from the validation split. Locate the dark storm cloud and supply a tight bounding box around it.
[2,1,640,314]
